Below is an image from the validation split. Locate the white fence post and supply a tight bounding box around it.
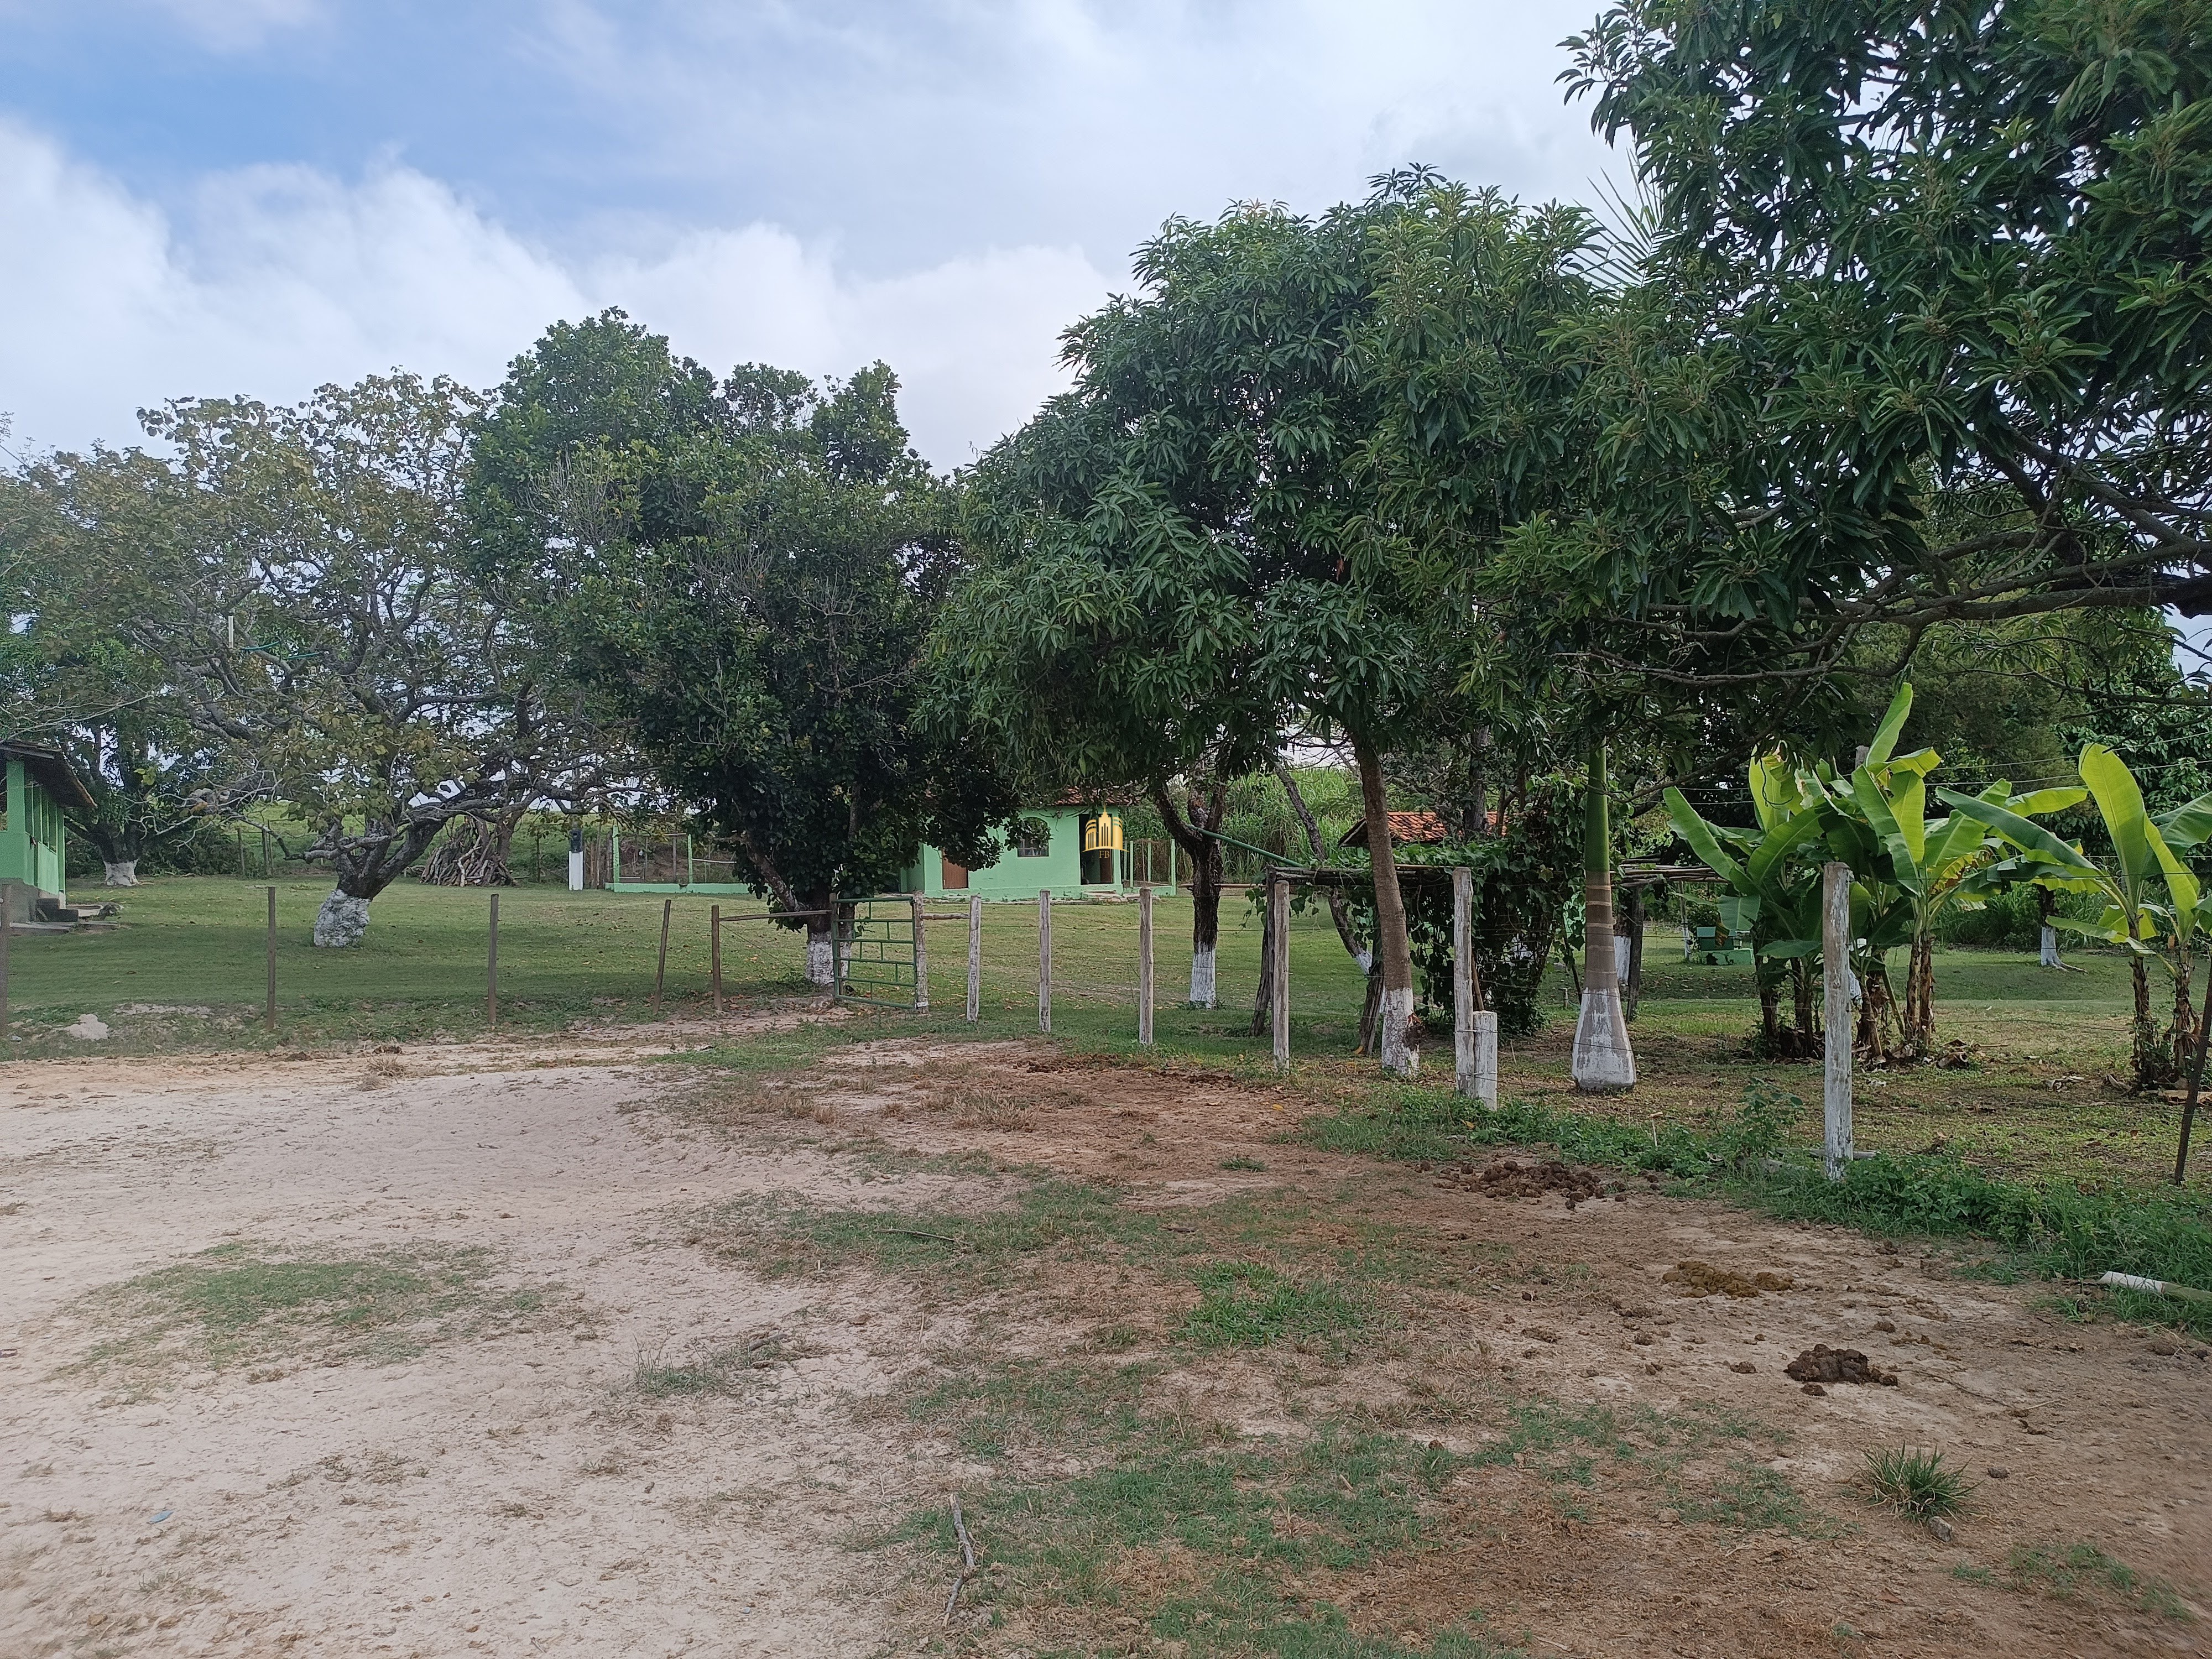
[1037,889,1052,1035]
[911,892,929,1012]
[966,896,982,1023]
[1269,873,1290,1073]
[1823,861,1854,1179]
[1137,885,1155,1046]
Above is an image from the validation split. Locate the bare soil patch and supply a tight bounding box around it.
[2,1026,2207,1657]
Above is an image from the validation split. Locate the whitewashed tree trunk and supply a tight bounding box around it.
[1189,943,1217,1009]
[313,890,371,948]
[102,860,140,887]
[805,926,834,987]
[1379,984,1418,1077]
[2040,925,2064,969]
[1572,742,1636,1092]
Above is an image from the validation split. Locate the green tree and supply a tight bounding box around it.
[18,376,575,944]
[477,323,1019,980]
[1564,1,2212,685]
[942,199,1463,1066]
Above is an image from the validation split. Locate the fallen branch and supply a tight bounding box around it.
[942,1493,980,1625]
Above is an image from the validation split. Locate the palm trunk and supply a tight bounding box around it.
[1571,741,1635,1092]
[1353,735,1418,1076]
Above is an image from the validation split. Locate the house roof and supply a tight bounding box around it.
[0,743,95,815]
[1338,810,1451,849]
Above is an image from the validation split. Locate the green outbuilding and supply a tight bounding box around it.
[901,804,1140,901]
[1,743,95,922]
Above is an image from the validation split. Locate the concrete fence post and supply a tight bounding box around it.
[1037,890,1052,1034]
[1269,873,1290,1072]
[1137,885,1155,1046]
[966,896,982,1023]
[1822,862,1854,1179]
[911,893,930,1013]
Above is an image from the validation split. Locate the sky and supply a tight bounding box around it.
[0,0,1624,471]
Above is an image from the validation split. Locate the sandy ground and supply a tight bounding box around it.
[2,1022,2209,1658]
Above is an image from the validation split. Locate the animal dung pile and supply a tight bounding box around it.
[1435,1159,1614,1208]
[1663,1260,1796,1298]
[1784,1344,1898,1391]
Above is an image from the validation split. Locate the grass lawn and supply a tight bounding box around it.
[9,873,2200,1191]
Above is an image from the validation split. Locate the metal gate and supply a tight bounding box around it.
[834,897,920,1008]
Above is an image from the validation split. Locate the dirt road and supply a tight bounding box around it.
[2,1025,2206,1656]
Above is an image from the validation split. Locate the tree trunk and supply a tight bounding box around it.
[1791,957,1818,1057]
[1759,974,1782,1055]
[1572,741,1635,1092]
[803,888,837,987]
[102,860,141,887]
[417,811,522,886]
[1250,888,1277,1038]
[310,816,446,947]
[314,890,372,948]
[1353,734,1418,1076]
[2172,950,2198,1077]
[2035,889,2073,971]
[1895,930,1936,1056]
[1151,779,1226,1009]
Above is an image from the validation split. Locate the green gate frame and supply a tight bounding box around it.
[833,896,919,1009]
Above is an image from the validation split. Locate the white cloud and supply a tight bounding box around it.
[142,0,328,51]
[529,0,1623,269]
[0,121,1110,468]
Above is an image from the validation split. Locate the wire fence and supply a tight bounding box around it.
[0,880,1381,1058]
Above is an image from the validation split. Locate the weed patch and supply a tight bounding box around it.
[1677,1458,1840,1537]
[1181,1262,1367,1350]
[690,1176,1173,1285]
[2006,1542,2191,1620]
[70,1241,578,1386]
[629,1334,792,1399]
[1302,1082,2212,1338]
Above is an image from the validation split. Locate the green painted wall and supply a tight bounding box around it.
[0,759,68,901]
[904,807,1132,901]
[604,806,1140,901]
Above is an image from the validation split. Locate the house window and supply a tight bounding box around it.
[1015,817,1051,858]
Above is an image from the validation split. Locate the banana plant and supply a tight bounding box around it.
[1943,747,2212,1089]
[1840,688,2085,1053]
[1666,754,1832,1057]
[1672,684,2086,1061]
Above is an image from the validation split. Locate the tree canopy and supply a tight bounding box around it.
[475,315,1020,978]
[1561,0,2212,686]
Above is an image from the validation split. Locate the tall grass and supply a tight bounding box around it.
[1304,1081,2212,1337]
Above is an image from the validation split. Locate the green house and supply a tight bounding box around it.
[603,802,1152,901]
[902,805,1140,901]
[1,743,94,922]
